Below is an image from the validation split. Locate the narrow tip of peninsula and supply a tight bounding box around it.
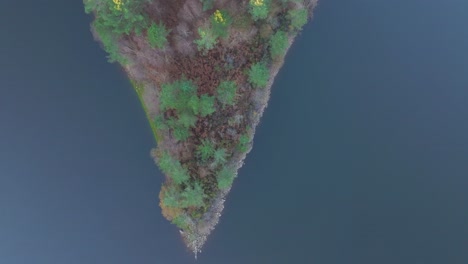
[84,0,318,256]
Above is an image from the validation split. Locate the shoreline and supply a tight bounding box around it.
[87,0,319,257]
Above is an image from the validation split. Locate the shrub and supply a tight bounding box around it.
[194,27,217,52]
[211,10,232,39]
[216,81,237,107]
[148,22,170,49]
[288,9,308,30]
[217,167,236,189]
[197,139,216,161]
[248,62,269,88]
[248,0,271,21]
[269,31,288,58]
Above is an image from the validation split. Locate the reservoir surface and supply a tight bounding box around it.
[0,0,467,263]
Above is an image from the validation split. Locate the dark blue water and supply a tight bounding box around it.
[1,0,467,263]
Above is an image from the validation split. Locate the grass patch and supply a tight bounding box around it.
[131,81,161,143]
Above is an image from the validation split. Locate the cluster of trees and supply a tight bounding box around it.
[157,140,236,225]
[158,150,190,184]
[84,0,170,63]
[163,182,207,208]
[194,139,236,190]
[156,77,215,141]
[156,77,239,141]
[84,0,149,35]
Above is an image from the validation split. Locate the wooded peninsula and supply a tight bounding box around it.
[84,0,317,256]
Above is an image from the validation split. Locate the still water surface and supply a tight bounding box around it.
[0,0,467,263]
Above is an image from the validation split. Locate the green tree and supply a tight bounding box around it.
[93,22,126,63]
[159,82,179,111]
[157,150,176,175]
[188,95,200,115]
[288,9,308,30]
[157,151,190,184]
[248,62,269,88]
[237,134,250,152]
[172,214,190,229]
[211,10,232,39]
[158,78,203,141]
[162,186,183,207]
[181,182,206,208]
[216,80,237,107]
[269,31,288,58]
[154,114,169,131]
[84,0,149,35]
[171,163,191,184]
[197,139,216,161]
[199,95,216,117]
[172,125,191,141]
[194,27,217,52]
[248,0,271,21]
[217,167,236,189]
[148,22,170,49]
[213,148,227,165]
[178,112,198,128]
